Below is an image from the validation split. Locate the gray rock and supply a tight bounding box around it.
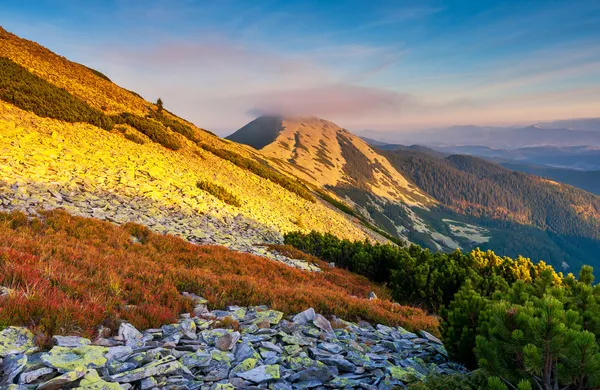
[118,323,144,347]
[318,342,343,354]
[110,356,182,382]
[313,314,334,334]
[292,308,315,324]
[18,367,55,384]
[318,355,356,372]
[368,292,378,300]
[52,335,91,347]
[260,341,283,353]
[140,376,159,389]
[216,332,240,351]
[0,353,27,385]
[0,327,36,357]
[236,364,280,383]
[420,330,443,345]
[37,370,86,390]
[288,366,335,383]
[234,342,257,362]
[106,346,133,361]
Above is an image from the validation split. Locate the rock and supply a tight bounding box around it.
[139,376,158,390]
[215,332,240,351]
[76,369,122,389]
[18,367,55,384]
[254,310,284,325]
[52,335,92,347]
[288,366,335,383]
[0,327,36,357]
[181,351,212,369]
[105,346,133,361]
[0,353,27,385]
[318,342,344,354]
[236,364,280,383]
[420,330,443,345]
[292,308,315,324]
[313,314,334,334]
[41,346,108,373]
[230,357,257,377]
[37,369,86,390]
[318,355,356,372]
[258,341,281,354]
[368,291,378,300]
[234,341,258,362]
[388,365,425,383]
[118,323,143,347]
[110,356,182,382]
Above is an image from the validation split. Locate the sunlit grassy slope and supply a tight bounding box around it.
[0,26,377,245]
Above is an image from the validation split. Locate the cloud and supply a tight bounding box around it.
[242,84,415,118]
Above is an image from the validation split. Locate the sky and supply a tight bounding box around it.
[2,0,600,135]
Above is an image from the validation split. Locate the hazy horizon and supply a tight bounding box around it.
[3,0,600,135]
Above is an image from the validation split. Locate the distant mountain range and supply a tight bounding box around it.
[359,119,600,149]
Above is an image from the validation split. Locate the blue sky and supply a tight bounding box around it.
[2,0,600,134]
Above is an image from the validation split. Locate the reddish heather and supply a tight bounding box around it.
[0,210,438,344]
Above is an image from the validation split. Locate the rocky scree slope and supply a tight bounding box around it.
[0,295,466,389]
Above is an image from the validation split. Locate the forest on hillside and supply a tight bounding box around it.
[381,149,600,240]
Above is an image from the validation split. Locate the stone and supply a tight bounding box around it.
[37,369,86,390]
[110,356,182,382]
[292,308,315,324]
[313,314,334,334]
[0,353,27,385]
[388,365,425,383]
[236,364,280,383]
[18,367,55,384]
[41,346,108,373]
[318,355,356,373]
[230,357,257,377]
[75,369,122,389]
[0,327,36,357]
[234,342,258,362]
[368,292,378,300]
[254,310,284,325]
[420,330,443,345]
[139,376,158,390]
[260,341,283,353]
[215,331,240,351]
[118,323,143,347]
[288,366,335,383]
[52,335,92,347]
[318,342,343,354]
[181,352,212,369]
[105,346,133,361]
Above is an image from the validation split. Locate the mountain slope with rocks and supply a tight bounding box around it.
[0,27,387,264]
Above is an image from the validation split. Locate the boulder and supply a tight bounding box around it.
[41,346,108,373]
[0,353,27,385]
[0,327,36,357]
[52,335,91,348]
[292,308,315,324]
[236,364,280,383]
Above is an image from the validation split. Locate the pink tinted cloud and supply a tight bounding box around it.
[244,84,416,118]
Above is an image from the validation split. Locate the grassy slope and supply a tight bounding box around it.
[0,210,437,344]
[0,27,375,242]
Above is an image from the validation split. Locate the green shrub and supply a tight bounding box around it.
[111,113,183,150]
[200,144,315,202]
[123,131,147,145]
[196,180,241,207]
[153,112,198,143]
[0,57,113,130]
